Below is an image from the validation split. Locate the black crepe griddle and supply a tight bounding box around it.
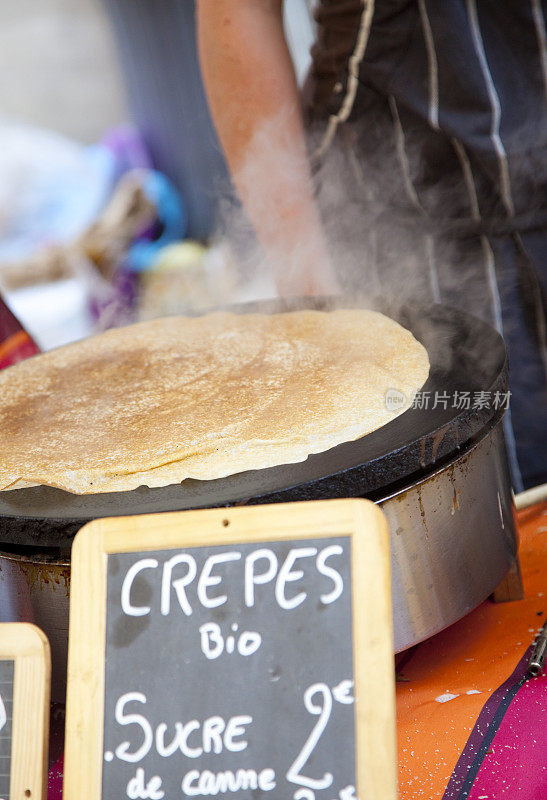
[0,298,507,549]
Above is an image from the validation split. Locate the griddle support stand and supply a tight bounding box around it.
[490,554,524,603]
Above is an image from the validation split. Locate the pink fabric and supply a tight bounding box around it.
[468,671,547,799]
[47,754,63,799]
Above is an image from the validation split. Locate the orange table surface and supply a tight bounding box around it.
[395,502,546,799]
[47,503,546,798]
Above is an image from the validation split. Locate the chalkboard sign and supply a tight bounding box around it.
[0,659,14,800]
[65,499,396,800]
[0,623,50,800]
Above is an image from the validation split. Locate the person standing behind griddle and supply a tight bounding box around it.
[196,0,547,492]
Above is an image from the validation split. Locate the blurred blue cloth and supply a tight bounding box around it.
[0,123,117,263]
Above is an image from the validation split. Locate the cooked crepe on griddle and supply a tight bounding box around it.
[0,309,429,494]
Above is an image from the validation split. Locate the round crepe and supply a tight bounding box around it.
[0,309,429,494]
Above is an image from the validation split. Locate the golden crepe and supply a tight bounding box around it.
[0,309,429,494]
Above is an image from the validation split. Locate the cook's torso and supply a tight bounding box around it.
[304,0,547,491]
[305,0,547,223]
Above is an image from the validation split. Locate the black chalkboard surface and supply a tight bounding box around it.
[103,536,354,798]
[65,500,396,800]
[0,659,14,800]
[0,623,50,800]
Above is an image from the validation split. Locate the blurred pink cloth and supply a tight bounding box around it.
[48,756,63,799]
[468,670,547,799]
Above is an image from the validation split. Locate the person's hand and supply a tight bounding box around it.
[270,238,341,298]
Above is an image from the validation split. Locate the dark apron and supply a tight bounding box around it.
[305,0,547,491]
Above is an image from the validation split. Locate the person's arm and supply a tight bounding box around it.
[196,0,338,296]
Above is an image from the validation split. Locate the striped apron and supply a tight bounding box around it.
[304,0,547,491]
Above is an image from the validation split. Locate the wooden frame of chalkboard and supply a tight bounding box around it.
[0,623,50,800]
[65,498,396,799]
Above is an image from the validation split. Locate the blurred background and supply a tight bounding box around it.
[0,0,128,142]
[0,0,314,353]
